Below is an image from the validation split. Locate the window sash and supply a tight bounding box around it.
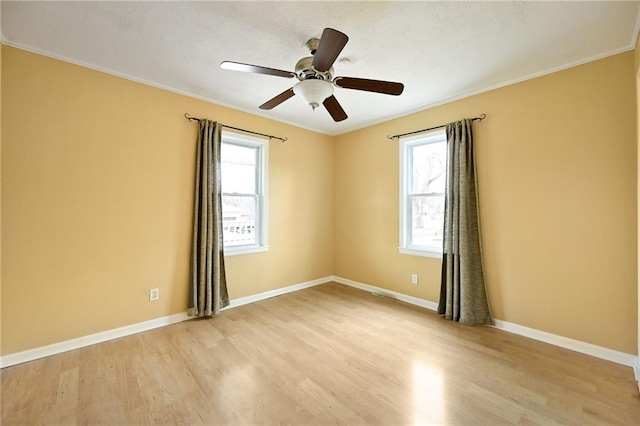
[399,129,447,257]
[220,133,268,254]
[407,139,445,196]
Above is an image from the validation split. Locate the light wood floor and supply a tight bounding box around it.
[2,282,639,425]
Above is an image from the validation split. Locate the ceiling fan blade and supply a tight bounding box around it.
[221,61,295,79]
[323,95,348,122]
[259,88,295,110]
[312,28,349,72]
[335,77,404,95]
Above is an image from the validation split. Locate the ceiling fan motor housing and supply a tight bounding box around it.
[294,57,334,81]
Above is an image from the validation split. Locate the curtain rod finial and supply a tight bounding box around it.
[184,113,201,122]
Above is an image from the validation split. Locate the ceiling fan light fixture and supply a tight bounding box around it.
[293,79,333,110]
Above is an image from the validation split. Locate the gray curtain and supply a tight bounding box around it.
[188,120,230,317]
[438,119,493,325]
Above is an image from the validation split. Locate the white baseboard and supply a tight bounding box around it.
[3,274,638,381]
[0,312,190,368]
[331,275,639,374]
[492,320,639,374]
[330,275,438,311]
[0,276,333,369]
[223,276,331,309]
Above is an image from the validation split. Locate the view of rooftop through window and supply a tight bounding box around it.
[221,142,259,247]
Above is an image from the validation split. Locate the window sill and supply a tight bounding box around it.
[224,246,269,257]
[398,247,442,259]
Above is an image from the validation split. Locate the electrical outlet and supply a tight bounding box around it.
[150,288,159,301]
[411,274,418,285]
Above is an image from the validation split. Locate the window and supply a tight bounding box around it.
[399,129,447,258]
[221,132,268,255]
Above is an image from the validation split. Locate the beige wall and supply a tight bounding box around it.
[2,45,638,358]
[1,46,334,355]
[335,52,637,354]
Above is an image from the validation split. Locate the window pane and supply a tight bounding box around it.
[221,144,257,194]
[411,142,446,194]
[411,195,444,248]
[222,195,257,246]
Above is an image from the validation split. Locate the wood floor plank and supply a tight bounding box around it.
[2,282,639,425]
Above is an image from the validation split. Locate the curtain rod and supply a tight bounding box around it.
[184,113,288,142]
[386,113,487,140]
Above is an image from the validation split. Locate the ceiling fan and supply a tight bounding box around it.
[220,28,404,122]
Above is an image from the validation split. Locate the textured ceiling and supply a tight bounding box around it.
[2,1,640,136]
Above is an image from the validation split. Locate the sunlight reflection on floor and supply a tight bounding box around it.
[412,361,445,425]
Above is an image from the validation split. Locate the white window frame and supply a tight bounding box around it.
[221,131,269,256]
[399,128,446,259]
